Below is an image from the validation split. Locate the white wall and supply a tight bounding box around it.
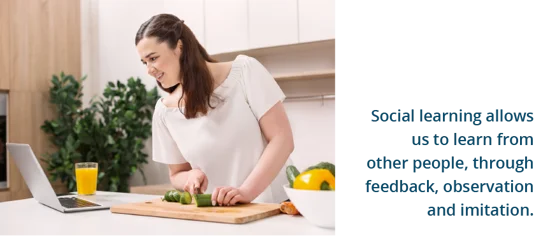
[81,0,335,187]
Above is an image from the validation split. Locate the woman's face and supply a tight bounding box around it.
[136,36,182,89]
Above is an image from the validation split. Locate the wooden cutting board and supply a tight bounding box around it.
[110,198,282,224]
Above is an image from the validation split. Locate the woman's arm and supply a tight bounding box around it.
[239,101,295,200]
[168,163,208,194]
[168,163,192,190]
[168,163,191,190]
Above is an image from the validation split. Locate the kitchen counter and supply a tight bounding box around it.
[0,191,334,234]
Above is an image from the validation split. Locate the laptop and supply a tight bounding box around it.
[6,143,120,213]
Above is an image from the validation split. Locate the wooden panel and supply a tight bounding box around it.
[1,0,81,202]
[10,0,81,92]
[111,198,282,224]
[0,0,10,90]
[274,70,335,82]
[130,183,173,195]
[8,91,57,200]
[0,191,10,202]
[211,39,334,62]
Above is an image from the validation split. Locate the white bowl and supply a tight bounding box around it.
[283,184,335,229]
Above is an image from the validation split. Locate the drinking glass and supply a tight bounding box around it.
[75,162,98,195]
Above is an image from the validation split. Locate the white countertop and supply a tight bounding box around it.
[0,191,334,235]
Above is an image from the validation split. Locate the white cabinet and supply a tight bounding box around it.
[204,0,249,55]
[198,0,335,54]
[97,0,165,91]
[298,0,335,42]
[163,0,205,46]
[248,0,299,49]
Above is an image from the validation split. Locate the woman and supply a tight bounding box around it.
[135,14,294,206]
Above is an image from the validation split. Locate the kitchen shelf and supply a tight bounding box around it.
[130,183,173,196]
[273,69,335,82]
[210,39,335,61]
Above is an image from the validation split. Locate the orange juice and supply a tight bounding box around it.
[75,163,98,195]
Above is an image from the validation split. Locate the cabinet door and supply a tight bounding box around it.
[163,0,205,46]
[248,0,298,49]
[204,0,249,55]
[298,0,335,42]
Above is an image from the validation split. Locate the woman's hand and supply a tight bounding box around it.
[183,168,208,194]
[211,186,252,206]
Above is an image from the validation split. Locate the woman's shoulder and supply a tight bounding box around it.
[153,97,167,117]
[153,96,178,116]
[233,54,262,69]
[154,97,171,110]
[230,54,271,81]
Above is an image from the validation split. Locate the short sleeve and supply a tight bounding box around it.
[241,56,286,120]
[151,100,187,164]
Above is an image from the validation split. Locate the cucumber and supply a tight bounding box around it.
[194,194,214,207]
[163,190,218,206]
[286,165,300,188]
[163,190,189,202]
[304,162,335,177]
[179,191,192,204]
[163,191,171,201]
[172,191,181,202]
[164,190,176,202]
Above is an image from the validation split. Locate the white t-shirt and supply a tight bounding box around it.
[151,54,292,203]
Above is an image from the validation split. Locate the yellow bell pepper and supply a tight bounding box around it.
[293,169,335,190]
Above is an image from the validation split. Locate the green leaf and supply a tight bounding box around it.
[69,180,75,191]
[98,172,105,180]
[107,135,115,145]
[124,110,136,120]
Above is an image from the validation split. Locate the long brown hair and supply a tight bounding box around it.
[135,14,218,119]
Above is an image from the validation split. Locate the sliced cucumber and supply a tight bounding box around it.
[179,191,192,204]
[194,194,213,207]
[164,190,175,202]
[173,191,181,202]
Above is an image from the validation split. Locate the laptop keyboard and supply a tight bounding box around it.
[59,197,101,208]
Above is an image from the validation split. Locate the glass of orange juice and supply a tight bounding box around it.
[75,162,98,195]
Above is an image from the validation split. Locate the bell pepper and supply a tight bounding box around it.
[293,169,335,191]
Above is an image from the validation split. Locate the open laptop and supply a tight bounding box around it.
[6,143,120,213]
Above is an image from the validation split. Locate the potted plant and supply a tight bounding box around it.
[41,72,160,192]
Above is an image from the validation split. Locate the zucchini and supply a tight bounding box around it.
[179,191,192,204]
[194,194,214,207]
[286,165,300,187]
[304,162,335,177]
